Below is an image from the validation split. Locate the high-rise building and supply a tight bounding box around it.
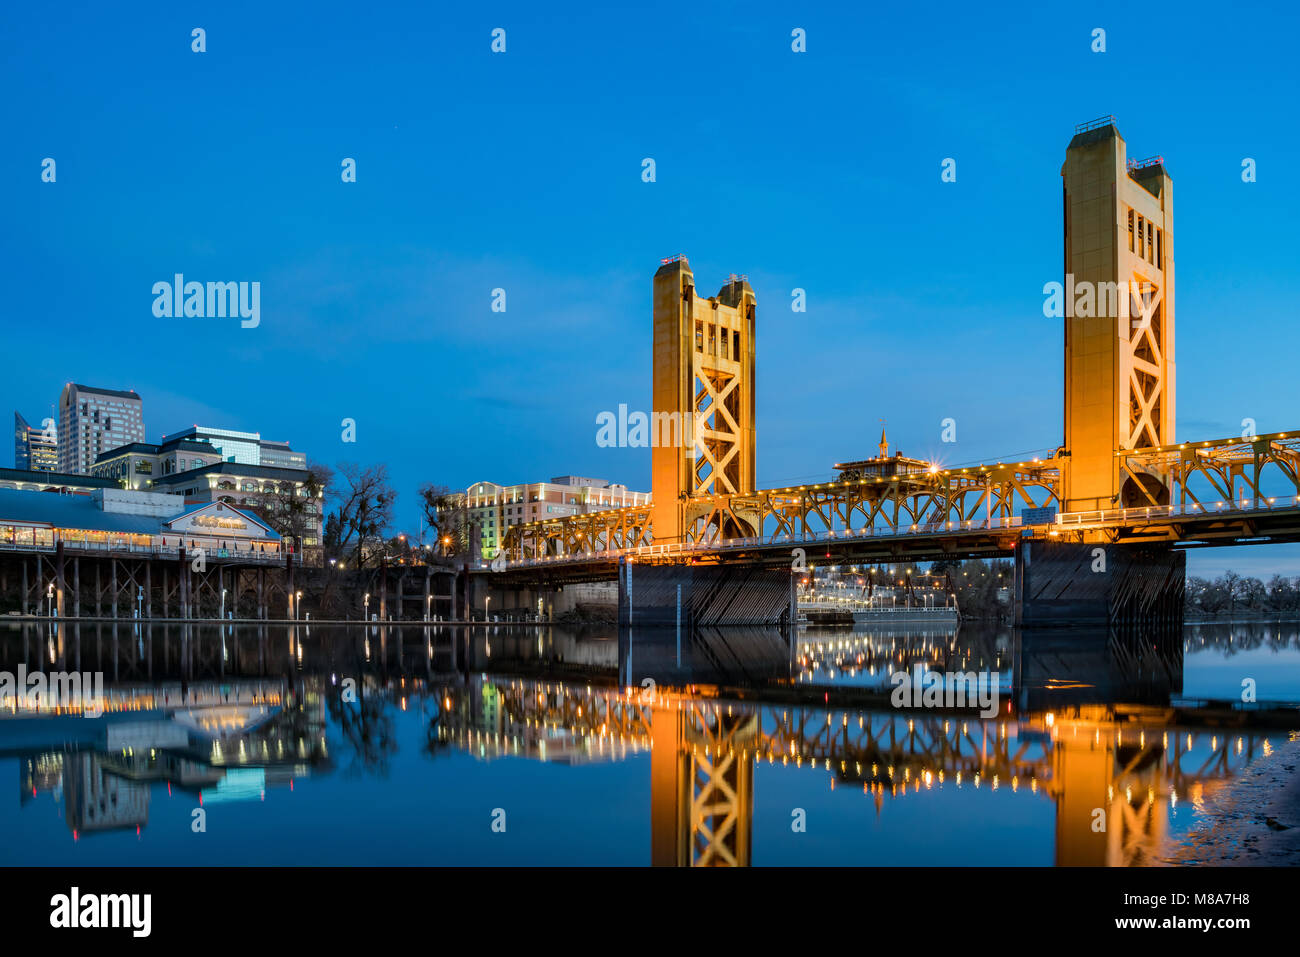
[57,384,145,475]
[14,412,57,472]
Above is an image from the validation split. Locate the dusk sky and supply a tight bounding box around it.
[4,1,1298,575]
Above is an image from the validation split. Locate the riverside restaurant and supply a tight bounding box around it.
[0,487,283,557]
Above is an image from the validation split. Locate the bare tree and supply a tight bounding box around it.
[418,483,473,557]
[331,463,397,569]
[245,461,334,563]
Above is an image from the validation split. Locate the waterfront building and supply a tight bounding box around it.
[13,412,57,472]
[149,461,323,555]
[465,476,651,557]
[57,384,145,475]
[0,486,281,555]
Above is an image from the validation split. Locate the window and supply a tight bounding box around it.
[1128,209,1134,252]
[1156,229,1163,269]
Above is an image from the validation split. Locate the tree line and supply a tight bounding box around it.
[1185,572,1300,616]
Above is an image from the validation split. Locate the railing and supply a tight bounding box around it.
[1074,114,1117,134]
[0,541,286,563]
[1055,495,1300,529]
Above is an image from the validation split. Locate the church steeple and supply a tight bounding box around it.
[879,428,889,458]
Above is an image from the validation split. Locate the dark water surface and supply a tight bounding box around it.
[2,618,1297,866]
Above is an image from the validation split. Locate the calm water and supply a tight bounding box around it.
[1,618,1297,866]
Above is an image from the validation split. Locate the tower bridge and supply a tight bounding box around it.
[497,118,1300,630]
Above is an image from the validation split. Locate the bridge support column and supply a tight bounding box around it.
[619,561,795,629]
[1014,541,1184,640]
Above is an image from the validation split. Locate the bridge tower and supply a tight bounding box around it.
[652,257,757,543]
[1061,118,1175,511]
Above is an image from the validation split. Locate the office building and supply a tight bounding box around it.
[57,384,145,475]
[165,425,306,469]
[14,412,57,472]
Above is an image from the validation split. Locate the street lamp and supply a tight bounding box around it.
[47,582,54,618]
[363,593,370,621]
[425,594,432,622]
[295,590,303,621]
[485,595,491,622]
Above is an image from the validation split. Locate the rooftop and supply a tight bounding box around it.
[0,468,119,489]
[66,383,141,401]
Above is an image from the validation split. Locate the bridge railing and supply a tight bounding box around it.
[1055,495,1300,529]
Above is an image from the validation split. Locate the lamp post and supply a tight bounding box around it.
[485,595,491,622]
[364,593,370,621]
[425,594,432,622]
[220,587,227,621]
[47,582,54,618]
[295,590,303,622]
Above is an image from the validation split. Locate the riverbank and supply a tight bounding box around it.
[1166,731,1300,865]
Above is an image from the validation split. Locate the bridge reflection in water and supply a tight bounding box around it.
[1,619,1294,866]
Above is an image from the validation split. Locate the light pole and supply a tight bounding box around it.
[47,582,54,618]
[364,593,370,621]
[485,595,491,622]
[295,590,303,622]
[220,588,227,621]
[425,594,432,622]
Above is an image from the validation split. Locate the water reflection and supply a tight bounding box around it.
[1,618,1297,866]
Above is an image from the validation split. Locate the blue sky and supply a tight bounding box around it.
[3,1,1298,574]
